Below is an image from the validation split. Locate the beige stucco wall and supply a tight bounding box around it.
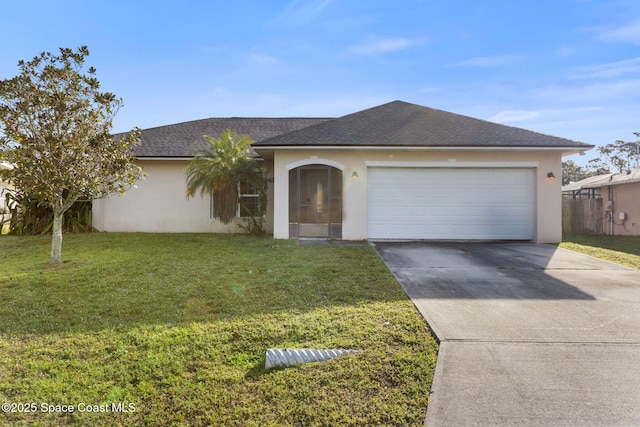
[92,150,565,242]
[92,160,273,233]
[601,182,640,236]
[271,148,563,243]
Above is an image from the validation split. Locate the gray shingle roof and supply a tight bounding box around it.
[252,100,593,149]
[133,117,330,157]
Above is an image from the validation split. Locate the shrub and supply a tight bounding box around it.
[2,190,93,235]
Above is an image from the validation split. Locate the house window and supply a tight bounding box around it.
[238,177,261,218]
[208,174,264,219]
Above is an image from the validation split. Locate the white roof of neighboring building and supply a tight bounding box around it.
[582,167,640,189]
[562,173,613,192]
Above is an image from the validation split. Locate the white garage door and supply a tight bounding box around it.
[367,168,534,240]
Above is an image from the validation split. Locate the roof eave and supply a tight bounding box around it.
[253,145,594,151]
[584,177,640,188]
[135,155,265,161]
[561,147,595,157]
[135,156,193,161]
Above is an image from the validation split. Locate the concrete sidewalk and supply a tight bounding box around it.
[375,242,640,427]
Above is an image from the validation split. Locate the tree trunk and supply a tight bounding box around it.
[214,182,240,224]
[49,209,64,265]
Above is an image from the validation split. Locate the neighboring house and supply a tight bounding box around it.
[0,162,13,206]
[575,168,640,236]
[93,100,594,243]
[562,174,610,199]
[0,161,13,216]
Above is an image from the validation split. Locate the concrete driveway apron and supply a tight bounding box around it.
[375,242,640,427]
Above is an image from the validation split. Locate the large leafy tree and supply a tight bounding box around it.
[186,130,265,224]
[0,46,142,264]
[587,133,640,173]
[562,160,587,186]
[562,134,640,185]
[561,160,610,186]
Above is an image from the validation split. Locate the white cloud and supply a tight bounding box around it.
[555,46,575,58]
[489,110,540,123]
[417,85,442,95]
[450,55,526,67]
[322,16,372,32]
[285,93,393,116]
[533,79,640,103]
[594,18,640,44]
[192,88,392,118]
[247,53,278,66]
[274,0,333,28]
[199,45,225,54]
[489,107,601,124]
[568,57,640,79]
[350,37,422,55]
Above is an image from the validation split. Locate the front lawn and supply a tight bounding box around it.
[559,234,640,269]
[0,233,437,426]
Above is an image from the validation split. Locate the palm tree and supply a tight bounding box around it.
[186,130,260,224]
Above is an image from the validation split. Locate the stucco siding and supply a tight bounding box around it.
[272,149,563,243]
[93,160,272,233]
[601,182,640,236]
[94,150,564,242]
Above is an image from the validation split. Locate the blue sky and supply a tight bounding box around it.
[2,0,640,165]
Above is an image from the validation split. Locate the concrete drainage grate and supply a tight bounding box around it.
[265,348,359,369]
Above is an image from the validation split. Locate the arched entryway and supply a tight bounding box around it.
[289,165,342,238]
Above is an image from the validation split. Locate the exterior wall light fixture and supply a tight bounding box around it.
[351,171,359,179]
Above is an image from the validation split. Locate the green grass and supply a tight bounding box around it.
[0,233,437,426]
[559,234,640,269]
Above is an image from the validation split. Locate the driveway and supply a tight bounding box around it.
[375,242,640,426]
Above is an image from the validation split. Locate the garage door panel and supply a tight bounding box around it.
[367,168,534,240]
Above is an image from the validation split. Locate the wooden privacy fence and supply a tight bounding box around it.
[562,198,603,235]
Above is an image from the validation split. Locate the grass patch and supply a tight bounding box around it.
[0,233,437,426]
[559,234,640,269]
